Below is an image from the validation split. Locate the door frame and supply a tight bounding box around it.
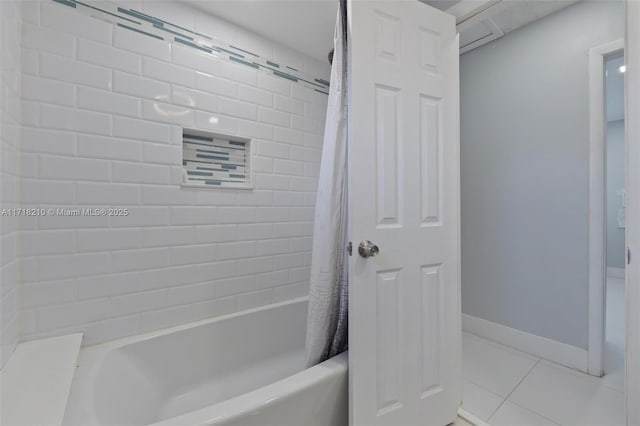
[587,38,624,377]
[624,1,640,424]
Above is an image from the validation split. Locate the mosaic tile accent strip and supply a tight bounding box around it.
[50,0,330,95]
[182,129,252,188]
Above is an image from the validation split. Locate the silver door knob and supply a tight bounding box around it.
[358,240,379,258]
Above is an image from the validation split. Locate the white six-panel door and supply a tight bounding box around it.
[347,1,460,425]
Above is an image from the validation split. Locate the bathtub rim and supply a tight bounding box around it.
[82,296,309,352]
[150,351,348,426]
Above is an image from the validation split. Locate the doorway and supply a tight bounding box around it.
[603,52,626,392]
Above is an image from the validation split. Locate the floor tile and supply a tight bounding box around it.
[461,380,505,421]
[462,332,540,397]
[508,361,625,425]
[489,401,559,426]
[451,416,474,426]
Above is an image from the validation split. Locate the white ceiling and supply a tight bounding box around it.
[181,0,583,63]
[181,0,339,63]
[606,55,625,122]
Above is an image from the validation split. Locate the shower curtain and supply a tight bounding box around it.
[304,0,349,368]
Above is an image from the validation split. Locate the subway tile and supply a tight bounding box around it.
[142,100,194,127]
[237,85,272,107]
[113,71,171,101]
[40,53,111,90]
[21,230,75,256]
[143,57,195,87]
[274,128,305,145]
[219,97,257,120]
[170,206,217,225]
[77,272,142,300]
[76,182,141,205]
[22,23,74,58]
[236,289,273,311]
[21,179,75,205]
[38,253,111,281]
[193,225,237,244]
[77,134,142,162]
[110,207,170,228]
[77,39,142,75]
[112,161,171,184]
[274,95,304,115]
[113,116,172,144]
[216,241,256,260]
[219,60,258,86]
[114,25,171,61]
[40,104,111,135]
[77,86,141,118]
[195,71,236,97]
[109,290,169,317]
[217,207,257,224]
[37,209,110,230]
[257,207,291,223]
[21,75,75,106]
[22,128,77,156]
[141,226,195,247]
[255,174,290,191]
[258,72,290,96]
[141,185,197,206]
[142,143,181,165]
[273,159,305,176]
[111,248,170,273]
[21,102,39,127]
[170,244,217,266]
[172,86,218,113]
[77,229,140,252]
[258,107,289,127]
[237,120,273,140]
[38,299,109,332]
[194,111,237,134]
[171,44,220,74]
[41,1,112,44]
[39,155,110,182]
[291,84,318,103]
[22,280,76,309]
[21,48,39,75]
[291,115,319,133]
[257,239,290,256]
[256,140,290,159]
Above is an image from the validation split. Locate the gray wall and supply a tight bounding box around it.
[607,120,626,269]
[460,0,623,349]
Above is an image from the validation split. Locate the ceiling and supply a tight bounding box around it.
[181,0,582,63]
[606,55,625,122]
[182,0,339,63]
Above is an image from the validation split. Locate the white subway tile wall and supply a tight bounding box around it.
[0,0,22,368]
[18,0,329,345]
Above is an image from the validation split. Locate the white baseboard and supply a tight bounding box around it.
[458,407,490,426]
[607,267,625,279]
[462,314,588,373]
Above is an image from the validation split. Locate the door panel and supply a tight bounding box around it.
[348,1,460,425]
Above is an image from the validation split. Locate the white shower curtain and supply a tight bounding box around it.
[304,0,349,368]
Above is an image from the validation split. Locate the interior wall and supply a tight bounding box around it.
[0,0,22,369]
[18,0,329,345]
[460,0,623,349]
[607,119,626,270]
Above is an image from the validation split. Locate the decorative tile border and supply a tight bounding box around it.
[182,129,252,188]
[51,0,330,95]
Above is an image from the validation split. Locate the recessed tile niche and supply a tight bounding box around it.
[182,128,252,189]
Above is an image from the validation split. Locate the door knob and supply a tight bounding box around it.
[358,240,379,258]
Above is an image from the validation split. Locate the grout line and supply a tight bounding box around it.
[486,358,541,422]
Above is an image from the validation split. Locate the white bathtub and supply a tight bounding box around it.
[63,298,348,426]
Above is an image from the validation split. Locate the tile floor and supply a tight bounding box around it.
[461,277,625,426]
